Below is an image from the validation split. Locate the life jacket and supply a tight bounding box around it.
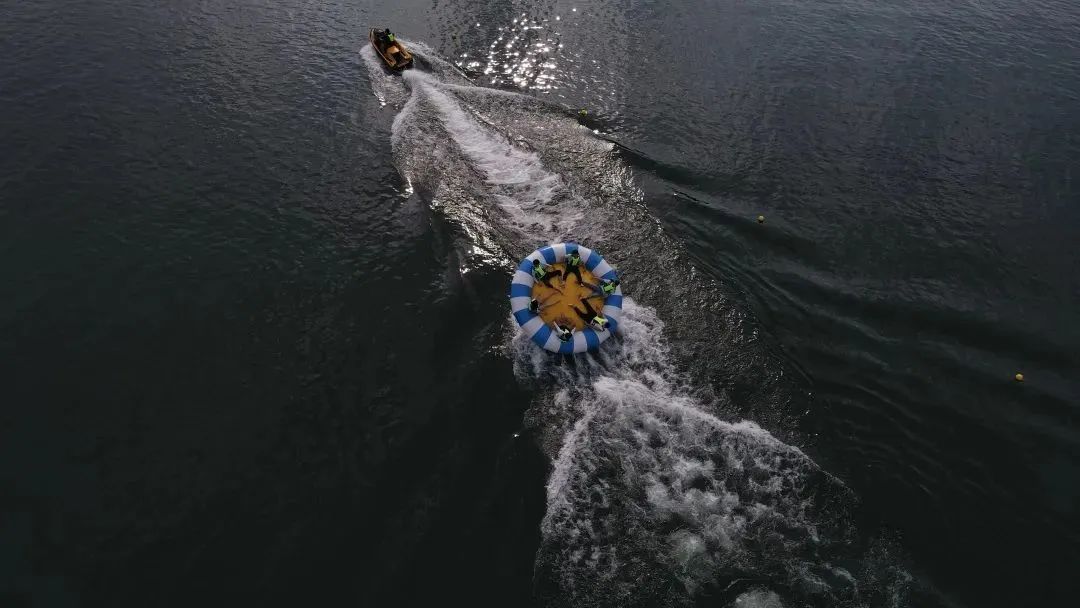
[568,254,581,267]
[387,33,396,42]
[602,281,616,295]
[533,265,547,279]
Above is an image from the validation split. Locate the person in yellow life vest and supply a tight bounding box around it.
[386,30,396,44]
[564,249,584,284]
[532,258,563,289]
[585,277,620,299]
[571,297,610,332]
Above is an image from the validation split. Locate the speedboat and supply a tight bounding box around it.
[369,28,413,70]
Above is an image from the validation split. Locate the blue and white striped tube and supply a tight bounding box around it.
[509,243,624,354]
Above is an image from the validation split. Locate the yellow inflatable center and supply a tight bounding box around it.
[531,263,604,331]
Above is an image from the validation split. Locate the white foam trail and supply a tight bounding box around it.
[360,45,410,108]
[372,44,909,606]
[402,39,473,86]
[397,70,585,240]
[546,397,598,511]
[523,301,868,605]
[541,375,838,597]
[734,589,785,608]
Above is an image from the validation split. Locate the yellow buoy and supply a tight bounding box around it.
[1014,372,1024,382]
[757,215,765,223]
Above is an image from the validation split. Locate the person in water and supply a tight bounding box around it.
[585,277,620,298]
[571,297,610,332]
[564,249,585,284]
[532,258,563,289]
[552,322,574,342]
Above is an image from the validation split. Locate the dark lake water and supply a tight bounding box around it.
[2,1,1078,606]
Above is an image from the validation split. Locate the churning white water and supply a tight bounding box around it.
[366,43,909,607]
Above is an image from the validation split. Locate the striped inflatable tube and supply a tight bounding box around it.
[509,243,624,353]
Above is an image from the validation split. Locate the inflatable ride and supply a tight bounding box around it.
[509,243,624,353]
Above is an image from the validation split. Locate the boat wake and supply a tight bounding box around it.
[364,41,911,608]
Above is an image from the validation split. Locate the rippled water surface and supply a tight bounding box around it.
[2,1,1078,607]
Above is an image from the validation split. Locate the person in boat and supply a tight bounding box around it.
[572,297,610,332]
[532,258,563,289]
[529,293,558,314]
[564,248,584,284]
[376,29,395,49]
[553,321,574,342]
[585,277,620,298]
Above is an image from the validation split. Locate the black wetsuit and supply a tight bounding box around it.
[572,299,604,328]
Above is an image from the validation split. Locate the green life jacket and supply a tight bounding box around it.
[387,33,396,42]
[602,281,616,295]
[568,254,581,267]
[532,265,547,279]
